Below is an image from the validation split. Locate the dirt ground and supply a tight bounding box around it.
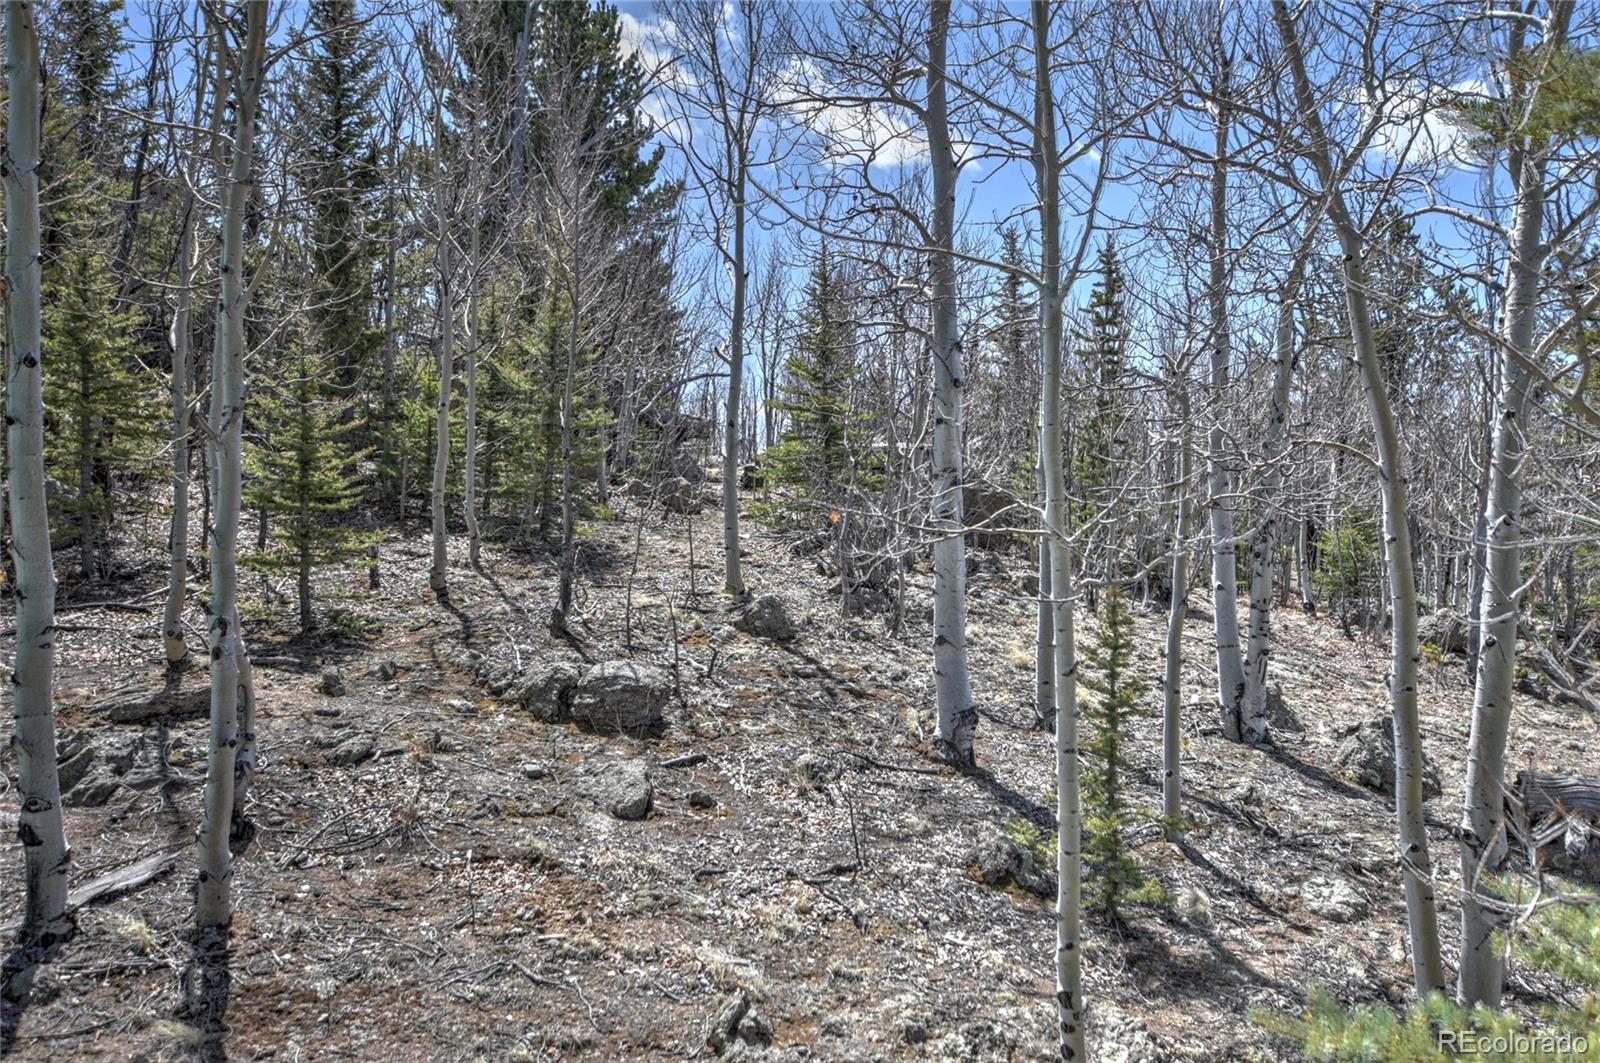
[1,486,1595,1061]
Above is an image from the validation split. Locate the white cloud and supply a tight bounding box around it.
[1364,79,1486,168]
[776,59,928,169]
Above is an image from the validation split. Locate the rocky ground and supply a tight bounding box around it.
[1,483,1596,1061]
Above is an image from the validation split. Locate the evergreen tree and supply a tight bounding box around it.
[769,245,858,495]
[302,0,383,393]
[1072,236,1128,525]
[1080,583,1160,924]
[245,343,375,634]
[38,0,160,577]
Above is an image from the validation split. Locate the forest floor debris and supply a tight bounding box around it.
[2,496,1596,1060]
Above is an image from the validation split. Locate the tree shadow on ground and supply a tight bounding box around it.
[178,926,232,1062]
[1261,744,1371,802]
[0,929,71,1057]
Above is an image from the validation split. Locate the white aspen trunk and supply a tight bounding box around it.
[1164,387,1193,838]
[1206,65,1247,741]
[722,157,747,597]
[1241,250,1306,742]
[555,259,582,627]
[162,195,200,667]
[464,219,482,569]
[4,0,71,944]
[1296,515,1316,613]
[428,161,455,595]
[1272,0,1444,995]
[926,1,976,766]
[1032,7,1084,1056]
[197,0,266,930]
[1459,5,1567,1000]
[1035,463,1054,730]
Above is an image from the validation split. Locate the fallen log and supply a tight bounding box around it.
[1,850,179,937]
[102,684,210,724]
[1507,770,1600,868]
[1515,770,1600,820]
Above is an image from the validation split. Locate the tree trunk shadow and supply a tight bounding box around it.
[0,928,71,1057]
[178,927,232,1062]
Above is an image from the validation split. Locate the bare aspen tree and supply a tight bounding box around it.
[4,0,72,949]
[1204,52,1248,743]
[1458,0,1575,1009]
[1271,0,1445,995]
[926,0,977,765]
[1030,4,1083,1054]
[1162,367,1194,839]
[196,0,268,931]
[660,0,784,599]
[162,22,216,670]
[425,32,457,598]
[1240,231,1311,737]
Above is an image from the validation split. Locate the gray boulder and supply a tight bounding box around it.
[570,661,670,734]
[1417,609,1468,655]
[580,759,653,820]
[1303,876,1369,923]
[661,476,703,515]
[1333,716,1443,799]
[327,735,376,767]
[967,832,1054,898]
[733,595,796,642]
[318,667,346,697]
[516,659,582,722]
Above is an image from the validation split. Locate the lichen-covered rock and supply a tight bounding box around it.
[327,735,376,767]
[516,659,582,722]
[1333,716,1443,799]
[570,661,670,734]
[661,476,703,515]
[1303,876,1369,923]
[1265,684,1303,733]
[1417,609,1468,655]
[578,760,653,820]
[733,595,796,642]
[318,667,347,697]
[1087,1000,1163,1063]
[936,1021,1014,1062]
[967,834,1054,898]
[789,752,841,791]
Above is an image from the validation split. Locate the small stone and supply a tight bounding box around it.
[790,752,841,790]
[687,790,716,809]
[327,736,376,767]
[1174,885,1212,927]
[318,668,346,697]
[519,762,552,781]
[313,706,342,718]
[579,759,653,820]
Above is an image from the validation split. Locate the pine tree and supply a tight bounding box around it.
[303,0,383,394]
[245,344,375,634]
[1080,582,1160,924]
[1072,236,1128,531]
[769,245,857,495]
[38,0,161,577]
